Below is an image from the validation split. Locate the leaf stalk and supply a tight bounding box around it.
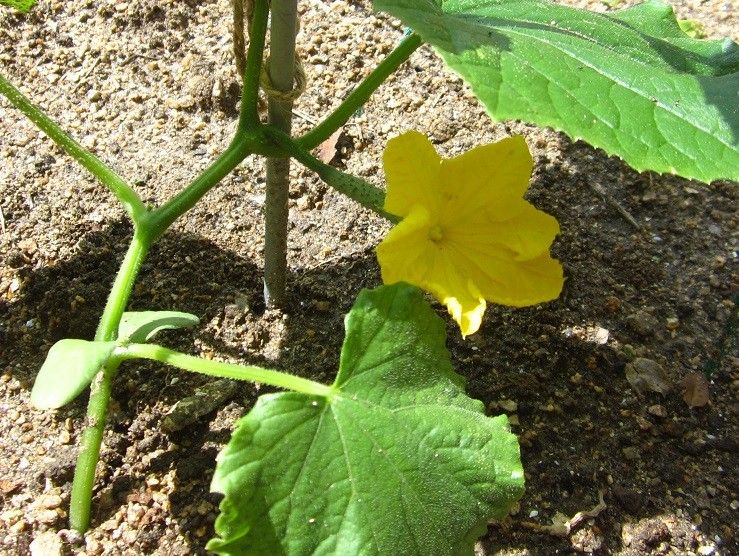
[119,343,334,398]
[0,74,147,222]
[296,33,422,151]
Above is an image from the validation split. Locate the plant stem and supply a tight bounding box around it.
[263,0,299,307]
[266,127,398,222]
[94,232,150,340]
[145,131,261,241]
[296,33,423,151]
[238,0,270,130]
[70,233,151,532]
[0,74,147,222]
[144,0,276,240]
[119,343,334,398]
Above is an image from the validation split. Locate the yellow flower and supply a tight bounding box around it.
[376,131,563,337]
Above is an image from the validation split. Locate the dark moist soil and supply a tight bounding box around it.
[1,0,737,555]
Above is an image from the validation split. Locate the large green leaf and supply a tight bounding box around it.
[374,0,739,183]
[207,283,523,555]
[31,339,117,409]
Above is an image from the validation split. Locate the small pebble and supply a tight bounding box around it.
[622,447,639,460]
[10,520,26,533]
[29,531,63,556]
[635,415,652,431]
[626,310,659,336]
[33,509,59,524]
[38,494,63,509]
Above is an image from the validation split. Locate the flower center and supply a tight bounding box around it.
[428,225,444,243]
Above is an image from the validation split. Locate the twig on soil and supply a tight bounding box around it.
[80,57,101,80]
[0,205,5,234]
[120,53,160,66]
[302,245,374,271]
[292,109,318,125]
[589,181,642,231]
[519,490,607,537]
[160,378,241,433]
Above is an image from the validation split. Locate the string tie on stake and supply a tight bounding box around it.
[260,54,307,104]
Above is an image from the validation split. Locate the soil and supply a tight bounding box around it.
[0,0,737,554]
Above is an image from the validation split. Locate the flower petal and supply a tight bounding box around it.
[378,131,563,337]
[439,135,533,222]
[376,204,435,286]
[376,204,486,336]
[448,200,560,261]
[383,131,442,217]
[449,242,564,308]
[425,255,486,337]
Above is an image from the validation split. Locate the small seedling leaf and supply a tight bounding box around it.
[118,311,200,343]
[374,0,739,183]
[31,339,117,409]
[207,283,524,555]
[0,0,37,13]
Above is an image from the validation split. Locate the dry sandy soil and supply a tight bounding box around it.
[0,0,737,554]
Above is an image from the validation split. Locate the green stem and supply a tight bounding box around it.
[70,233,151,532]
[145,130,262,241]
[0,73,147,222]
[238,0,270,130]
[142,0,274,242]
[296,33,422,151]
[267,127,398,222]
[119,343,334,398]
[95,232,150,340]
[263,0,299,307]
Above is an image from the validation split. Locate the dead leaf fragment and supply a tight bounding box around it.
[624,358,671,396]
[0,479,21,494]
[316,128,343,164]
[681,371,710,408]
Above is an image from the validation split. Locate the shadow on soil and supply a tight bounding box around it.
[1,140,737,553]
[0,215,381,550]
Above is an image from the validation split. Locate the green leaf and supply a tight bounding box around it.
[0,0,37,12]
[207,283,523,555]
[118,311,200,343]
[374,0,739,183]
[31,339,117,409]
